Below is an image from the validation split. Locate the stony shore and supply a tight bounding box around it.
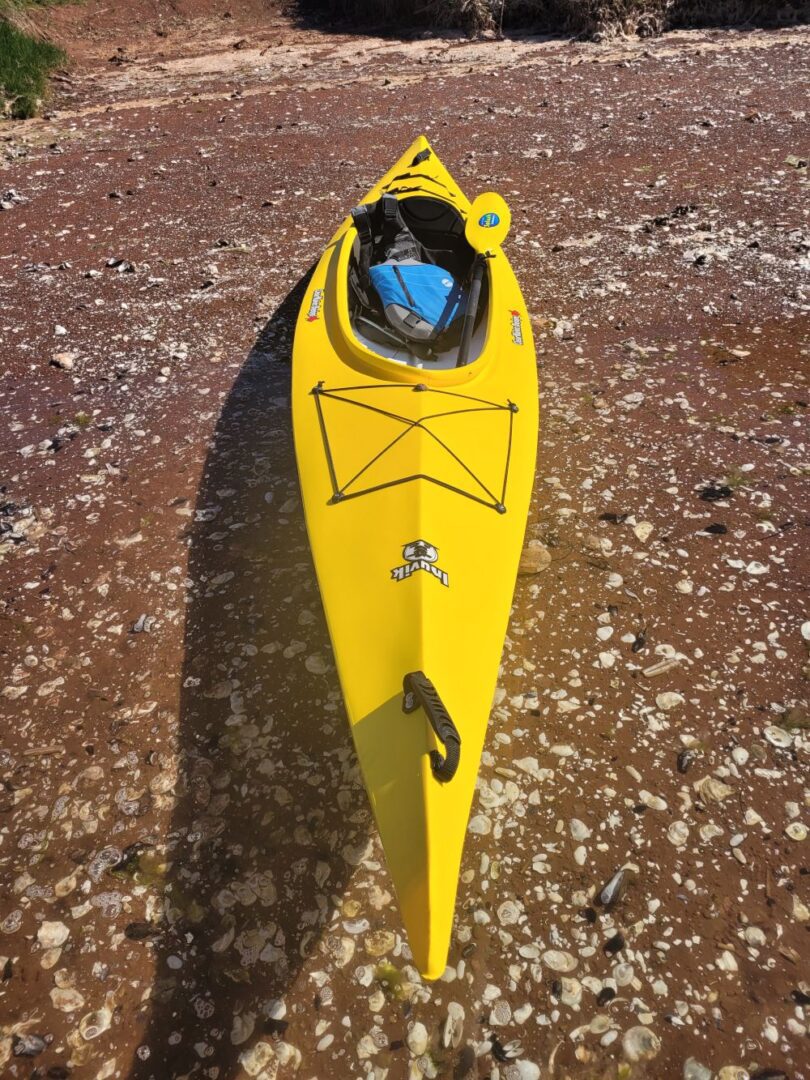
[1,16,808,1080]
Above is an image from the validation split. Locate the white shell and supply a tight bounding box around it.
[694,775,734,803]
[407,1021,429,1056]
[542,949,578,972]
[239,1041,276,1078]
[622,1025,661,1063]
[764,725,792,748]
[80,1007,112,1042]
[443,1002,465,1049]
[497,900,521,926]
[668,821,689,847]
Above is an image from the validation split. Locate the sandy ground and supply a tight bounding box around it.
[1,13,809,1080]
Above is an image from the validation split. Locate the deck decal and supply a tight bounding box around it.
[510,310,524,345]
[310,382,517,513]
[306,289,324,322]
[391,541,449,587]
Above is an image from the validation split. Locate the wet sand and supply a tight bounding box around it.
[1,17,809,1080]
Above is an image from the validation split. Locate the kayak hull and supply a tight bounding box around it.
[292,135,538,979]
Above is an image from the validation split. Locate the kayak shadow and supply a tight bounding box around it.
[130,273,369,1079]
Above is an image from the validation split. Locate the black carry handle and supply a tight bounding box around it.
[402,671,461,782]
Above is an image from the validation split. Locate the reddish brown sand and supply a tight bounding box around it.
[1,12,809,1080]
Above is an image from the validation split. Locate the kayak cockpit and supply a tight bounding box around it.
[347,194,489,370]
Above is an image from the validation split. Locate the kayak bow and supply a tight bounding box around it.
[292,135,538,979]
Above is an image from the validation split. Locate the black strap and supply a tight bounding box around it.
[392,264,417,310]
[402,671,461,782]
[351,204,374,276]
[381,194,401,247]
[348,264,372,311]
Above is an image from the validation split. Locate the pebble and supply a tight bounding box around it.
[37,921,69,948]
[785,822,807,842]
[744,926,766,947]
[469,814,492,835]
[519,540,552,574]
[12,1033,47,1057]
[50,351,77,371]
[569,818,591,841]
[305,653,330,675]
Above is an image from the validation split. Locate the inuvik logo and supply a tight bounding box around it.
[391,540,449,587]
[509,309,524,345]
[306,289,324,322]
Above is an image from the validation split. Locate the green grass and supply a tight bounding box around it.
[0,3,67,119]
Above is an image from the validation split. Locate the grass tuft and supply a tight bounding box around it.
[0,4,67,119]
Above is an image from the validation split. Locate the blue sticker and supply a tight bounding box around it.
[479,212,500,228]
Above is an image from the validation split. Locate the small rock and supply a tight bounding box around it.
[12,1034,47,1057]
[37,921,69,949]
[570,818,591,841]
[50,352,77,371]
[51,987,85,1012]
[468,814,491,835]
[656,692,684,711]
[519,540,551,574]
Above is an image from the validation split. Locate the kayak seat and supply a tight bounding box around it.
[349,194,486,361]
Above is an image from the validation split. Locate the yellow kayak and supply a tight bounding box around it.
[292,135,538,979]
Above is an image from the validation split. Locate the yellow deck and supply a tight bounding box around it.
[292,135,538,978]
